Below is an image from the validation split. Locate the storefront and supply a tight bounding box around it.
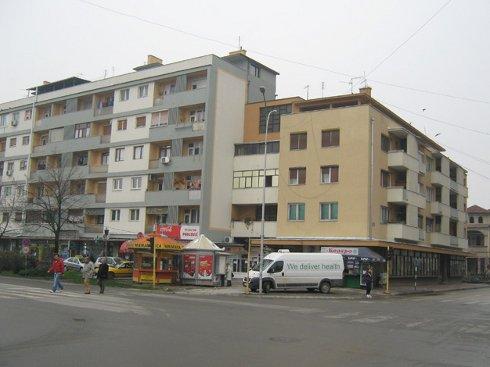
[129,235,183,284]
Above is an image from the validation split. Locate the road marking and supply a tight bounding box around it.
[351,315,395,324]
[323,312,361,319]
[405,319,433,328]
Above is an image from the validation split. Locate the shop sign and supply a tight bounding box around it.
[198,254,213,280]
[321,247,359,256]
[156,225,200,240]
[183,254,196,279]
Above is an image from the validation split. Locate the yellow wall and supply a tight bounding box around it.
[276,105,371,238]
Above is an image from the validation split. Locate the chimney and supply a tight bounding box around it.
[359,86,372,97]
[147,55,162,65]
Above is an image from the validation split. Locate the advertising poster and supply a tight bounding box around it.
[156,225,200,240]
[183,254,196,279]
[198,254,213,280]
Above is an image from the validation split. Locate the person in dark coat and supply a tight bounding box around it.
[363,266,373,299]
[97,257,109,294]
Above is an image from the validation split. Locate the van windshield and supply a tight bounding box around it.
[252,259,273,271]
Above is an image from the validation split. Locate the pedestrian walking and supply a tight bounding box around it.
[48,253,64,294]
[363,266,373,299]
[81,256,95,294]
[97,257,109,294]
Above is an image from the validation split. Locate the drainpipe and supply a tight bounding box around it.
[369,116,374,240]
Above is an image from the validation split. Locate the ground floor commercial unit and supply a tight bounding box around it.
[246,238,469,282]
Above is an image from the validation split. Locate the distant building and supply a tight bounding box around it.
[466,205,490,275]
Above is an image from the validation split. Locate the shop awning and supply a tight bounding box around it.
[128,234,184,251]
[343,248,385,263]
[184,235,224,251]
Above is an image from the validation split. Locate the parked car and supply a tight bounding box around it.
[63,256,85,272]
[94,256,124,268]
[107,262,134,279]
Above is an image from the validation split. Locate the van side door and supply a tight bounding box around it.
[267,261,285,288]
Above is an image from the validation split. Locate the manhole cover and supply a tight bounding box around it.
[269,336,301,343]
[73,318,86,322]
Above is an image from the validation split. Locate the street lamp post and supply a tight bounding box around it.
[258,86,276,294]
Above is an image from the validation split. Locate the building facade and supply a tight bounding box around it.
[0,50,278,255]
[466,205,490,275]
[232,87,469,280]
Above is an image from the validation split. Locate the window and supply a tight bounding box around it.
[290,132,307,150]
[268,261,284,273]
[478,216,483,224]
[113,178,123,191]
[381,170,390,188]
[187,142,201,156]
[289,167,306,185]
[120,89,129,101]
[381,134,390,152]
[159,146,171,159]
[129,209,140,221]
[16,185,25,196]
[76,153,88,166]
[184,208,199,224]
[138,85,148,98]
[381,206,389,224]
[14,211,23,222]
[288,203,305,221]
[115,148,124,162]
[111,209,121,221]
[322,129,340,147]
[151,110,169,127]
[321,166,339,183]
[320,202,338,221]
[4,186,12,197]
[133,146,143,160]
[249,64,260,77]
[259,104,292,133]
[74,123,90,138]
[37,159,46,170]
[0,115,7,126]
[12,112,19,123]
[9,137,16,147]
[19,159,27,171]
[101,152,109,165]
[188,109,205,123]
[2,213,9,222]
[233,169,279,189]
[24,109,32,120]
[117,119,127,131]
[235,141,280,156]
[469,216,474,223]
[136,116,146,128]
[7,162,14,171]
[22,136,29,145]
[131,176,142,190]
[255,204,278,221]
[40,134,48,145]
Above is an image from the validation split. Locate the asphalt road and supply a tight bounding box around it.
[1,276,489,367]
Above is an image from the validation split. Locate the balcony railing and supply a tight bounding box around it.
[231,221,277,238]
[94,106,113,116]
[95,193,106,203]
[85,224,104,234]
[89,165,108,174]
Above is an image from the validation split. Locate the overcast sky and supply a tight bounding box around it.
[1,0,489,207]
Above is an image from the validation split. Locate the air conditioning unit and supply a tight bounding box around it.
[224,236,234,243]
[6,170,13,176]
[11,120,18,127]
[160,156,170,164]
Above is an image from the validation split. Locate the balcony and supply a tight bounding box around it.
[387,223,420,243]
[450,207,459,219]
[232,187,278,205]
[89,165,108,174]
[388,151,418,172]
[419,229,426,241]
[428,232,451,247]
[94,106,113,116]
[387,187,425,208]
[32,136,106,156]
[34,108,93,131]
[429,201,450,217]
[84,224,104,234]
[231,221,277,238]
[428,170,450,187]
[145,190,201,206]
[449,179,468,197]
[148,155,203,173]
[154,87,207,109]
[95,193,106,203]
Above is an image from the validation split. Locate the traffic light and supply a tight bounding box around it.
[148,237,155,254]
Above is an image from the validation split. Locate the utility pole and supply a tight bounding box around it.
[103,228,109,256]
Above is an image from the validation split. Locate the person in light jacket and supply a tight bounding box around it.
[81,257,95,294]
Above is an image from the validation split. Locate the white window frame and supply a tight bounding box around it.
[138,84,149,98]
[129,209,140,221]
[120,89,129,101]
[112,178,123,191]
[380,206,389,224]
[115,148,125,162]
[133,146,143,160]
[188,142,201,156]
[74,123,90,139]
[22,136,30,145]
[135,116,146,128]
[131,176,142,190]
[111,209,121,221]
[117,119,127,131]
[19,159,27,171]
[288,203,305,221]
[320,202,338,221]
[321,166,339,184]
[184,208,199,224]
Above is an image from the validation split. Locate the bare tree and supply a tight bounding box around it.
[0,183,26,242]
[27,158,86,253]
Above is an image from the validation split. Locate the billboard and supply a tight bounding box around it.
[321,247,359,256]
[155,225,200,240]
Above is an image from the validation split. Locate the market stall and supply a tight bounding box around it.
[128,234,184,285]
[340,248,385,288]
[181,235,230,286]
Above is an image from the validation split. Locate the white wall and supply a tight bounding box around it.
[208,69,246,231]
[113,82,155,114]
[5,133,31,157]
[108,143,150,173]
[104,207,146,235]
[110,113,151,144]
[105,175,148,203]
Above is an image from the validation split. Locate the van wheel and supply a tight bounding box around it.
[263,281,272,294]
[319,281,331,294]
[307,288,315,292]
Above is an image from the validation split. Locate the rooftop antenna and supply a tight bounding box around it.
[304,85,310,100]
[103,69,107,79]
[238,35,242,50]
[321,82,325,98]
[340,76,363,94]
[111,66,115,77]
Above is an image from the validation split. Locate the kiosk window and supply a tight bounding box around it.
[268,261,284,273]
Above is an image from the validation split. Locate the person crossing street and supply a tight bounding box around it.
[48,253,65,294]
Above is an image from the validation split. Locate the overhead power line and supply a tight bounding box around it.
[442,144,490,166]
[365,0,452,78]
[382,101,490,136]
[75,0,490,106]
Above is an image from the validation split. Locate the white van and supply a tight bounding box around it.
[245,251,344,293]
